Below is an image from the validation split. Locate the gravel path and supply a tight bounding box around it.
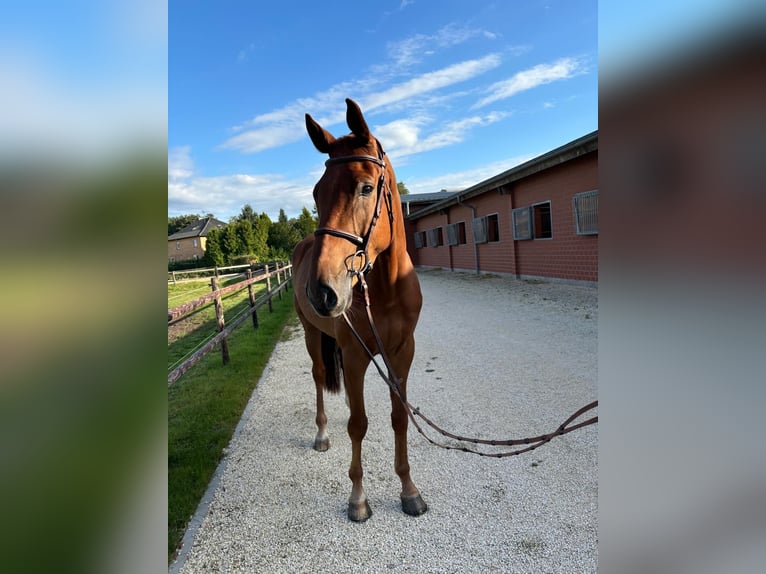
[171,269,598,574]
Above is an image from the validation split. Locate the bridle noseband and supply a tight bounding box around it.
[313,140,394,276]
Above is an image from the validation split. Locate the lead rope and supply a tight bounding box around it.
[341,273,598,458]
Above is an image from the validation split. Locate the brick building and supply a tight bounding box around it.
[405,131,598,285]
[168,216,227,263]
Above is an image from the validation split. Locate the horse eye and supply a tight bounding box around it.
[360,184,374,196]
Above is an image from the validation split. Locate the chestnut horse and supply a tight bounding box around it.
[292,98,427,522]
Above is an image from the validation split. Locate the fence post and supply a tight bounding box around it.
[210,276,230,365]
[265,264,273,313]
[171,271,177,285]
[276,262,283,301]
[246,269,258,329]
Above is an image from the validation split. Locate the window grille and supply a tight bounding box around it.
[574,190,598,235]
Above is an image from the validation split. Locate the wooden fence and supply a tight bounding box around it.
[168,263,256,284]
[168,262,293,386]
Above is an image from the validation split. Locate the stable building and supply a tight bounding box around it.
[404,131,598,285]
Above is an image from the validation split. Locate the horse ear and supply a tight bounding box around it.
[345,98,370,142]
[305,113,335,153]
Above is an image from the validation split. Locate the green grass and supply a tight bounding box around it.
[168,288,296,563]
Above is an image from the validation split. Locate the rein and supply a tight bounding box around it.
[342,275,598,457]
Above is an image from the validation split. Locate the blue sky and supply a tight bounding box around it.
[169,0,597,221]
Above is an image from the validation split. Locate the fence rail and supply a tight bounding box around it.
[168,262,293,386]
[168,263,270,284]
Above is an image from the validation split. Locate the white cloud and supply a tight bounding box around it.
[220,54,501,154]
[363,54,501,110]
[473,57,587,108]
[386,110,509,160]
[406,153,537,194]
[386,23,499,68]
[374,118,423,150]
[167,146,315,220]
[169,146,194,181]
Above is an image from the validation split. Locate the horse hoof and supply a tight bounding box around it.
[401,493,428,516]
[348,500,372,522]
[313,437,330,452]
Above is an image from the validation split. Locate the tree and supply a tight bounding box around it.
[168,214,200,235]
[222,225,243,263]
[235,219,256,255]
[239,204,257,225]
[204,227,225,266]
[252,212,271,261]
[268,211,302,259]
[397,181,410,196]
[293,206,317,239]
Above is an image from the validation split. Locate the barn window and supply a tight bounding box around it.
[193,238,198,247]
[472,214,499,244]
[413,231,426,249]
[427,227,443,247]
[533,202,552,239]
[513,201,552,240]
[176,241,181,250]
[486,214,499,242]
[573,190,598,235]
[446,221,467,245]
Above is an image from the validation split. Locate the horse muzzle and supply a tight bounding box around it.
[306,278,351,317]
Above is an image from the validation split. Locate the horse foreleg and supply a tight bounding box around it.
[313,373,330,451]
[344,363,371,521]
[389,343,428,516]
[299,314,331,452]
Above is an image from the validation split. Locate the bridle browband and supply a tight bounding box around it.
[313,140,394,276]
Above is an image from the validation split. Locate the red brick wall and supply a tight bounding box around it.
[410,212,451,269]
[406,150,598,283]
[512,154,598,282]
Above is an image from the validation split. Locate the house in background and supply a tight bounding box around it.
[405,131,598,285]
[168,216,227,263]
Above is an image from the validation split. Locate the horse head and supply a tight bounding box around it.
[304,98,396,317]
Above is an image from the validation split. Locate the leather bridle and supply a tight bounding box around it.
[313,139,393,276]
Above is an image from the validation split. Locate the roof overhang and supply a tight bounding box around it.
[405,130,597,221]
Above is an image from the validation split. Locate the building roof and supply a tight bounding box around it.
[401,190,461,205]
[168,216,227,240]
[406,130,597,221]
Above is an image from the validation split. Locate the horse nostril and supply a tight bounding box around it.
[316,282,338,313]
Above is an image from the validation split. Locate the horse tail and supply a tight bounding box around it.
[320,333,343,394]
